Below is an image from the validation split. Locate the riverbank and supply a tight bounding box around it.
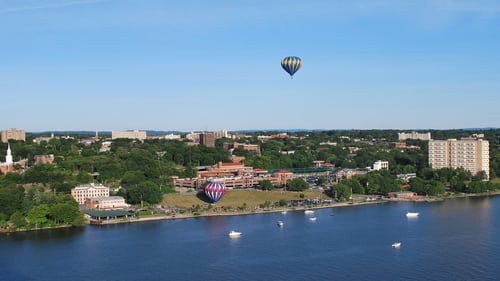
[4,191,500,231]
[94,199,387,225]
[92,190,500,225]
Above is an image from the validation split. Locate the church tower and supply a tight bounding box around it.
[6,143,13,165]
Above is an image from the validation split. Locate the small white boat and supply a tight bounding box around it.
[308,217,317,221]
[277,221,284,227]
[392,242,401,248]
[228,230,242,237]
[406,212,419,218]
[304,210,315,215]
[281,211,288,214]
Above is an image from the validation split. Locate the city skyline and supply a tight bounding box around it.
[2,0,500,132]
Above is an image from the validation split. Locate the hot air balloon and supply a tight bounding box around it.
[204,182,227,203]
[281,56,302,78]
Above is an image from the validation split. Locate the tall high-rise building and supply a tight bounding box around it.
[200,131,216,147]
[428,137,490,179]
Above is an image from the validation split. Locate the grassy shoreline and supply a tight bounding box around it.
[97,189,376,224]
[128,196,387,224]
[162,189,332,209]
[120,189,500,224]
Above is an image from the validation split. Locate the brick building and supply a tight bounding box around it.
[1,128,26,143]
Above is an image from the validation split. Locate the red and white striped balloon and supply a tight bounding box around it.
[204,182,227,203]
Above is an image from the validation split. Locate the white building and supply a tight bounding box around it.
[71,183,110,205]
[398,132,431,141]
[163,133,181,140]
[215,129,229,139]
[111,130,147,140]
[429,137,489,179]
[33,133,55,144]
[84,196,129,209]
[373,160,389,171]
[99,141,113,152]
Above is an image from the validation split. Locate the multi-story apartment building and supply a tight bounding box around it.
[428,140,449,170]
[398,132,431,141]
[71,183,110,205]
[428,137,489,179]
[200,131,216,147]
[1,128,26,143]
[111,130,147,140]
[215,129,229,139]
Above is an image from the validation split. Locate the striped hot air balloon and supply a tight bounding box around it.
[281,56,302,78]
[204,182,227,203]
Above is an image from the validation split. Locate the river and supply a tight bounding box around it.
[1,196,499,281]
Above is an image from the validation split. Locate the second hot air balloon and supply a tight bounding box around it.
[281,56,302,78]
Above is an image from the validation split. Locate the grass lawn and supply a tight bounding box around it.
[162,189,331,210]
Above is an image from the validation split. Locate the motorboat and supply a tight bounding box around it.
[392,242,401,248]
[308,217,317,221]
[277,221,284,227]
[304,210,315,215]
[281,210,288,215]
[228,230,242,237]
[406,212,419,218]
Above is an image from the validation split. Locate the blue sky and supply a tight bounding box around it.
[1,0,499,132]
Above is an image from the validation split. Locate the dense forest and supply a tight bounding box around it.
[1,128,499,230]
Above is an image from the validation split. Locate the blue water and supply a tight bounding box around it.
[1,196,500,281]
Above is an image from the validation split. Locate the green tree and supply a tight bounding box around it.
[332,183,352,201]
[259,180,274,191]
[0,173,23,186]
[343,178,364,194]
[287,178,309,192]
[9,211,26,229]
[409,178,445,196]
[125,181,162,206]
[121,170,146,186]
[0,186,25,218]
[50,203,81,225]
[262,200,272,209]
[427,181,445,196]
[278,199,288,207]
[409,177,426,194]
[27,204,50,228]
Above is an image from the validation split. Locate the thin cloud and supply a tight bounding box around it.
[0,0,110,14]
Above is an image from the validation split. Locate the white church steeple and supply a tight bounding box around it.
[6,143,13,165]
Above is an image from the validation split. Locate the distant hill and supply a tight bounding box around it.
[25,127,498,136]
